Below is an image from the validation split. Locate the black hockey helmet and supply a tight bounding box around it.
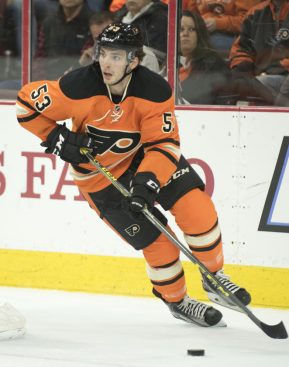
[94,23,144,62]
[99,23,143,49]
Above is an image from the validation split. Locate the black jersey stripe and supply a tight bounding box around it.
[143,138,180,148]
[188,235,222,252]
[150,270,184,286]
[147,147,178,166]
[17,111,41,123]
[17,96,38,112]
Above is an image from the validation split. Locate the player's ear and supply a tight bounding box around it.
[130,57,140,70]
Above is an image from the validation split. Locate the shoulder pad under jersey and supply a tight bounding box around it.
[59,63,107,100]
[129,66,172,103]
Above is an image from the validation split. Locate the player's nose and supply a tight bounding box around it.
[104,57,113,68]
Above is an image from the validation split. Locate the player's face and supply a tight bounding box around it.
[180,16,198,57]
[99,47,129,85]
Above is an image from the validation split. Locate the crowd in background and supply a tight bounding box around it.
[1,0,289,106]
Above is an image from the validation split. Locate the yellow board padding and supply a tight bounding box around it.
[0,249,288,308]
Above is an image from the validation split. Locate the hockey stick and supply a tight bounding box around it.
[80,148,288,339]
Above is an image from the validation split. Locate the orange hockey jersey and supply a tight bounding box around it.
[16,63,181,193]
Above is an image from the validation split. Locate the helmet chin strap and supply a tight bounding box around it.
[109,64,133,86]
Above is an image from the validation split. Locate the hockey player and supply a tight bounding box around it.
[16,23,251,327]
[0,303,26,340]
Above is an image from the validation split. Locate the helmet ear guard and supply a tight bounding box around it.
[127,50,136,63]
[93,40,100,62]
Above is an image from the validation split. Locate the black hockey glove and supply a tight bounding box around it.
[122,172,160,219]
[41,123,96,165]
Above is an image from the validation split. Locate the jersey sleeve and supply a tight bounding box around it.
[16,80,73,142]
[136,95,181,187]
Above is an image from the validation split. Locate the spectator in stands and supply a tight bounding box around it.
[230,0,289,106]
[5,0,108,57]
[178,10,233,105]
[7,0,102,53]
[33,0,93,80]
[79,11,160,72]
[183,1,260,57]
[114,0,168,57]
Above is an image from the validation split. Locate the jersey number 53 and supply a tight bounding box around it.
[30,84,52,112]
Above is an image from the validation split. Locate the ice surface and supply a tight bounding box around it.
[0,287,288,367]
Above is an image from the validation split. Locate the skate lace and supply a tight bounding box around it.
[215,270,240,293]
[176,295,208,320]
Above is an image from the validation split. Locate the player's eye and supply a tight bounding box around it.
[112,55,121,61]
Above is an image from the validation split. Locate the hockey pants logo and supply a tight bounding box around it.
[125,224,140,236]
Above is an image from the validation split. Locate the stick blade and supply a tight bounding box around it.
[260,321,288,339]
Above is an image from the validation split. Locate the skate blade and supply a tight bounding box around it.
[214,319,227,327]
[207,292,246,313]
[172,313,227,328]
[0,327,26,341]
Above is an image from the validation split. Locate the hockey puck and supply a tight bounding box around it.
[187,349,205,356]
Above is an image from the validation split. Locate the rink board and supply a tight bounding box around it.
[0,249,288,308]
[0,104,289,307]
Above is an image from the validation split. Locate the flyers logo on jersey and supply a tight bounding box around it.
[86,125,141,155]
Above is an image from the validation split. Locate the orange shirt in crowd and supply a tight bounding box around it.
[183,0,261,33]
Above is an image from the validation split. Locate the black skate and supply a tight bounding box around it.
[202,269,251,311]
[167,295,225,327]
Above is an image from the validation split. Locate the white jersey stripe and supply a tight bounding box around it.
[163,144,181,158]
[15,103,29,116]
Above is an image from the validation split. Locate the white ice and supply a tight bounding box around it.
[0,286,288,367]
